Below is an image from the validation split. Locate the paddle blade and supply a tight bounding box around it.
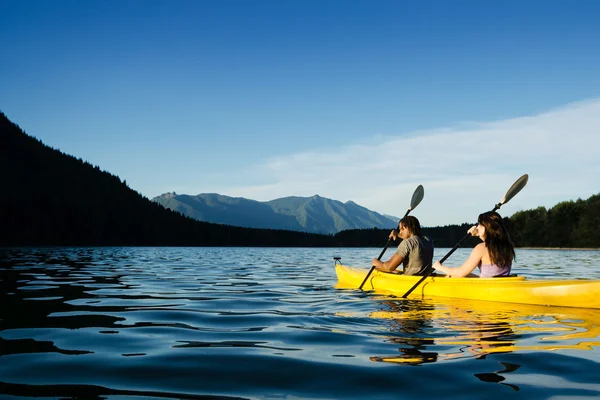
[499,174,529,205]
[409,185,425,211]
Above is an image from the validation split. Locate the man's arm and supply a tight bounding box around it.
[372,253,405,272]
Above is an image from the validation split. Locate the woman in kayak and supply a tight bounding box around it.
[371,216,434,275]
[432,211,515,278]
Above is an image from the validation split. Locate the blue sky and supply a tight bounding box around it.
[2,0,600,226]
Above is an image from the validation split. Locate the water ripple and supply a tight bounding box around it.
[1,247,600,399]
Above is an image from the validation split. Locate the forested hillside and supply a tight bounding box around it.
[508,195,600,248]
[0,112,335,247]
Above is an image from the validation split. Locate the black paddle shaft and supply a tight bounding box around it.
[358,209,410,290]
[358,184,425,290]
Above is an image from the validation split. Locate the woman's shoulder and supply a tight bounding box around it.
[472,243,486,254]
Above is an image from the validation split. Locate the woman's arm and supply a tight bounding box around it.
[432,244,484,278]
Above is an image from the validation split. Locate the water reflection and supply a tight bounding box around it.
[367,296,600,391]
[371,298,600,356]
[368,300,438,365]
[473,361,521,391]
[0,381,250,399]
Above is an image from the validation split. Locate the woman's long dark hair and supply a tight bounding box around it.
[478,211,515,267]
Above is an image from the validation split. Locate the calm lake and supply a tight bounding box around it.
[1,247,600,399]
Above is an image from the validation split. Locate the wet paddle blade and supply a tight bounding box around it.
[499,174,529,205]
[409,185,425,211]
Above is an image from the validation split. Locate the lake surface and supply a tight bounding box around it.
[1,247,600,399]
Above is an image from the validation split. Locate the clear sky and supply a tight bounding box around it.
[2,0,599,226]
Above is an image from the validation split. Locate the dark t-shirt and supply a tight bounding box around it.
[396,235,434,275]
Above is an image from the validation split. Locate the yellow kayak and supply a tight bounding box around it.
[335,264,600,309]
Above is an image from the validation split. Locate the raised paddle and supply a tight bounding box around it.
[400,174,529,299]
[358,184,425,290]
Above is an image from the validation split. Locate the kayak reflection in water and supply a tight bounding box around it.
[371,216,434,276]
[370,300,438,365]
[433,211,516,278]
[368,300,518,367]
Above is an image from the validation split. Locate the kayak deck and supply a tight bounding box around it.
[335,264,600,309]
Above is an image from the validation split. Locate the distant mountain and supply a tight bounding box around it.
[152,192,399,234]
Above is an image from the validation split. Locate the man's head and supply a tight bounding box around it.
[398,215,422,238]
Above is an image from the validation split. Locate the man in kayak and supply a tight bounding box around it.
[432,211,515,278]
[371,216,434,275]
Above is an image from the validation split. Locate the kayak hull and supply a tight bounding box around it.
[335,264,600,309]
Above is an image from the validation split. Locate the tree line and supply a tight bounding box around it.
[507,195,600,248]
[338,193,600,249]
[1,111,598,248]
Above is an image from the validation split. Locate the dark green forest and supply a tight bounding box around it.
[333,224,481,248]
[1,111,598,248]
[507,196,600,248]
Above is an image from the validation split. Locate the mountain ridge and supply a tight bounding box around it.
[152,192,399,234]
